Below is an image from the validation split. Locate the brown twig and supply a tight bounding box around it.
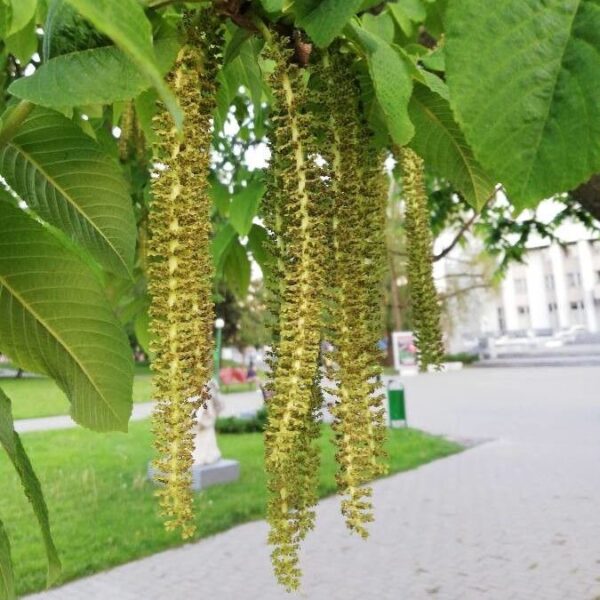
[432,185,501,262]
[440,282,491,301]
[436,272,486,280]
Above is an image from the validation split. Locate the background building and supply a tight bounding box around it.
[433,198,600,352]
[476,239,600,336]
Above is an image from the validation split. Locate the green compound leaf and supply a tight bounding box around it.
[10,46,148,107]
[446,0,600,209]
[0,107,136,278]
[0,202,134,432]
[416,68,449,101]
[295,0,364,47]
[399,0,427,22]
[223,237,251,299]
[354,62,389,146]
[134,309,152,357]
[5,14,37,64]
[247,224,274,279]
[216,37,265,131]
[408,83,495,209]
[210,177,231,217]
[211,222,237,276]
[0,386,61,589]
[348,22,414,145]
[230,180,265,237]
[64,0,183,129]
[389,0,427,37]
[0,517,14,600]
[9,36,179,110]
[260,0,284,13]
[7,0,37,36]
[361,11,396,43]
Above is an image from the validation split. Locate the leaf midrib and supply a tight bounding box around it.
[0,271,122,425]
[6,138,130,275]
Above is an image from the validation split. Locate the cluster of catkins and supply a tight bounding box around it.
[263,37,388,589]
[148,14,222,540]
[147,9,442,589]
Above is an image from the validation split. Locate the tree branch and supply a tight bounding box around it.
[442,255,481,265]
[571,174,600,221]
[432,186,500,262]
[440,282,491,301]
[436,272,485,280]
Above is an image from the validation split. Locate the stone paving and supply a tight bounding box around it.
[27,366,600,600]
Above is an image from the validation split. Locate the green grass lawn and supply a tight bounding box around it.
[0,422,462,596]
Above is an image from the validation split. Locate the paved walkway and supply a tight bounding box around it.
[28,367,600,600]
[14,390,264,433]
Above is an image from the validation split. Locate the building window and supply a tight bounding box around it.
[570,300,586,325]
[548,302,558,313]
[497,307,505,332]
[567,272,582,288]
[544,273,555,290]
[517,305,530,315]
[596,270,600,283]
[514,277,527,294]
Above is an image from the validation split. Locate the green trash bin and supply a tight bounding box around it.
[387,379,406,428]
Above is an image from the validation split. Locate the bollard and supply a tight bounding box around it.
[387,379,407,428]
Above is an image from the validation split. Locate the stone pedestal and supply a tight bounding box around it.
[148,458,240,491]
[190,459,240,491]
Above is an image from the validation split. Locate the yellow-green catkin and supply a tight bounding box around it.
[118,101,145,165]
[262,34,329,590]
[322,51,387,538]
[400,147,444,371]
[148,16,222,540]
[118,101,135,162]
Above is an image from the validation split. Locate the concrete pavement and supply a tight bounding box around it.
[27,366,600,600]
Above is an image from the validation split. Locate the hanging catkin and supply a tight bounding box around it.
[262,33,329,590]
[118,101,136,162]
[148,15,222,540]
[118,101,145,165]
[322,51,387,537]
[400,147,444,370]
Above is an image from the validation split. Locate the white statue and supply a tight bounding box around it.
[192,379,224,466]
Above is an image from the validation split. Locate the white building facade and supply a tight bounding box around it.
[482,239,600,335]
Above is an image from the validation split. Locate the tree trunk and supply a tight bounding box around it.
[571,174,600,221]
[388,255,403,332]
